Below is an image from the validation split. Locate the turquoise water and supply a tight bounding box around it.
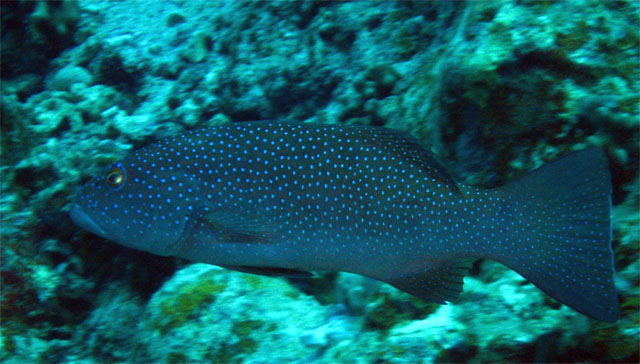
[1,1,638,363]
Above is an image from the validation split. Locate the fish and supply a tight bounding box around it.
[70,121,619,322]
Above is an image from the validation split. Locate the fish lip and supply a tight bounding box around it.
[69,205,107,237]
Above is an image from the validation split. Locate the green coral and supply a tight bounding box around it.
[153,275,226,333]
[206,342,240,364]
[236,338,258,355]
[240,274,266,289]
[555,20,591,50]
[232,319,264,337]
[205,338,259,363]
[591,320,639,362]
[166,352,188,364]
[364,295,439,331]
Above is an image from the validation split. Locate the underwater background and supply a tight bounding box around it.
[1,0,638,363]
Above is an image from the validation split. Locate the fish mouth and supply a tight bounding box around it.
[69,205,107,237]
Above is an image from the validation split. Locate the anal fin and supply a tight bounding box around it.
[220,265,313,278]
[386,259,475,304]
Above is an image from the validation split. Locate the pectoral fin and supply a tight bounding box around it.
[195,209,277,244]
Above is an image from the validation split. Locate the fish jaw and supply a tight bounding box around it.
[70,205,107,238]
[70,202,186,257]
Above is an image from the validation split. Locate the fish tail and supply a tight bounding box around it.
[495,147,619,322]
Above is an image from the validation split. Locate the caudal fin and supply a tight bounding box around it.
[498,147,619,322]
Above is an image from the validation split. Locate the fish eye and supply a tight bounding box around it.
[105,166,126,190]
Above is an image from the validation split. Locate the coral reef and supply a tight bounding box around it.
[1,0,638,362]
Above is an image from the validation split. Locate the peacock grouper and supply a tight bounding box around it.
[70,121,619,322]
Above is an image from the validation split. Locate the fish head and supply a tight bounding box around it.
[70,158,197,256]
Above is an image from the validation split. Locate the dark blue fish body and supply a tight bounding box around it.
[71,122,619,322]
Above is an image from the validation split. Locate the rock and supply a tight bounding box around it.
[46,65,92,91]
[135,264,329,363]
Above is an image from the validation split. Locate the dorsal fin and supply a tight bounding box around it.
[354,126,460,194]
